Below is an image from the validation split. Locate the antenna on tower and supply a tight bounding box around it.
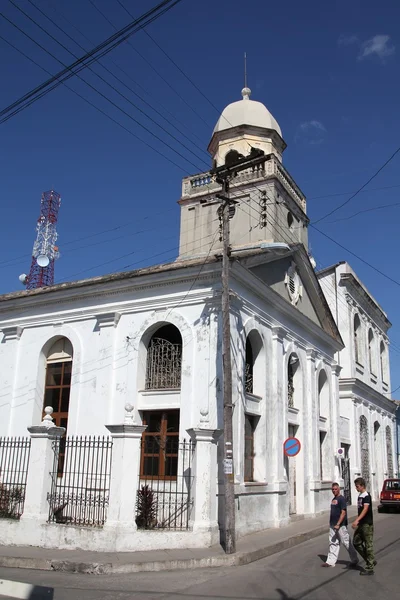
[19,190,61,289]
[244,52,247,89]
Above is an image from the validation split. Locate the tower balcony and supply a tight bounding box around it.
[180,155,306,213]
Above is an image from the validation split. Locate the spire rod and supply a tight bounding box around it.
[244,52,247,88]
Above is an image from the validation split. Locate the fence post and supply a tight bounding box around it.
[20,407,65,525]
[187,426,222,535]
[105,404,146,529]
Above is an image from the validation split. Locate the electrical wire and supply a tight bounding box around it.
[89,0,211,128]
[41,0,206,145]
[0,31,190,173]
[312,146,400,224]
[24,0,210,163]
[327,202,400,224]
[0,0,183,121]
[309,182,400,201]
[1,5,205,171]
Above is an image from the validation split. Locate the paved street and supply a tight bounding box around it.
[0,512,398,600]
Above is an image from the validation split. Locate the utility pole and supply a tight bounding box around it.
[212,149,269,554]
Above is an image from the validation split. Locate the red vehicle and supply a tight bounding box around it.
[378,479,400,512]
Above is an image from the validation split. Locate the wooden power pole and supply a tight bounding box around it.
[212,150,269,554]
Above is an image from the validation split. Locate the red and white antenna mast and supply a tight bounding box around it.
[19,190,61,289]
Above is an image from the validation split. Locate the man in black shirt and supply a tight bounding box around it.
[352,477,376,575]
[321,482,358,567]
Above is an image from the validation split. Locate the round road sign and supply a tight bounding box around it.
[283,437,301,457]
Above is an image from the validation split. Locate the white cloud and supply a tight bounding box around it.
[338,34,359,46]
[358,35,395,61]
[296,120,326,145]
[299,120,326,133]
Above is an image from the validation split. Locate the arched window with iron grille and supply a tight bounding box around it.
[145,325,182,390]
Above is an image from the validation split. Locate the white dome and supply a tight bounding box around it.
[213,88,282,138]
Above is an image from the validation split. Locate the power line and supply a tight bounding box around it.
[310,224,400,287]
[25,0,209,161]
[0,31,190,172]
[0,0,183,121]
[42,0,205,145]
[3,3,207,171]
[309,182,400,201]
[116,0,222,117]
[312,146,400,224]
[327,202,400,224]
[89,0,211,128]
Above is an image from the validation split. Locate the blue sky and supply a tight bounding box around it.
[1,0,400,393]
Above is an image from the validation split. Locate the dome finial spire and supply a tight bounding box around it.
[241,52,251,100]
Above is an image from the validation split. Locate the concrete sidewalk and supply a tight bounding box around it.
[0,507,359,575]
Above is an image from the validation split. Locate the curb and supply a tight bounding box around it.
[0,524,330,575]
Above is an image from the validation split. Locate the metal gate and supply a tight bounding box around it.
[360,416,370,491]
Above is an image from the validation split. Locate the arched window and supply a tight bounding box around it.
[368,329,375,375]
[354,314,362,364]
[318,370,330,481]
[243,330,264,483]
[318,369,329,418]
[245,337,254,394]
[244,331,263,397]
[380,341,387,383]
[287,354,299,409]
[145,324,182,390]
[386,426,394,478]
[141,324,182,480]
[43,337,73,430]
[360,415,370,491]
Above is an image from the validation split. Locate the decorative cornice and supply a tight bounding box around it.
[1,326,23,342]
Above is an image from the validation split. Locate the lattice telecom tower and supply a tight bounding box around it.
[19,190,61,289]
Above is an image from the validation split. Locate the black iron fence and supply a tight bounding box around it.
[0,437,31,520]
[48,436,112,527]
[136,438,194,530]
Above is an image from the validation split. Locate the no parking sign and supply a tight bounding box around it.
[283,437,301,457]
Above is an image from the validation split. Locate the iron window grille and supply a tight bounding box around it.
[145,338,182,390]
[245,338,254,394]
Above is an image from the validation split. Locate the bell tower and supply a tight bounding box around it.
[178,89,309,260]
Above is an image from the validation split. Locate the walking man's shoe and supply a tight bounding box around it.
[321,563,334,567]
[360,570,374,576]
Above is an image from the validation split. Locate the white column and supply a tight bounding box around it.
[271,327,286,483]
[105,404,146,530]
[305,348,318,513]
[331,363,342,482]
[187,427,222,536]
[21,407,65,525]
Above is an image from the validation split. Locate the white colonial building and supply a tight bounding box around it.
[318,262,398,504]
[0,87,394,552]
